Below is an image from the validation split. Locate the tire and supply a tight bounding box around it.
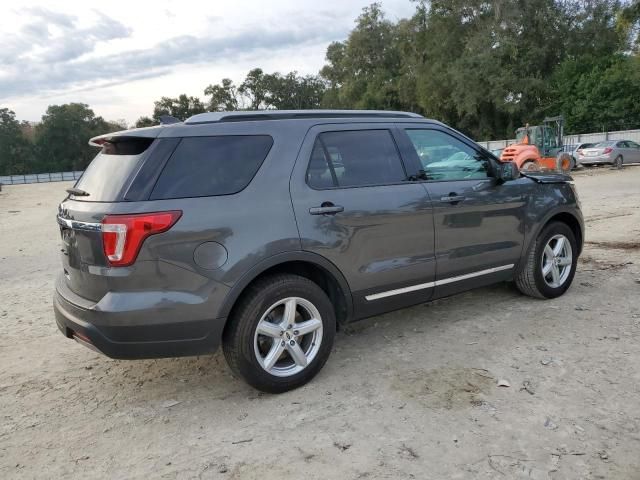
[521,160,538,172]
[613,155,623,169]
[515,222,578,299]
[556,152,573,172]
[223,274,336,393]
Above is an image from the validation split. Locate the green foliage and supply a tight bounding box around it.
[547,55,640,132]
[204,78,239,111]
[204,71,325,110]
[152,94,206,121]
[33,103,120,172]
[134,116,156,128]
[0,108,34,175]
[320,3,407,110]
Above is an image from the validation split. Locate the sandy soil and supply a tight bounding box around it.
[1,167,639,479]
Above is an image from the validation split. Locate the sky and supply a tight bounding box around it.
[0,0,417,125]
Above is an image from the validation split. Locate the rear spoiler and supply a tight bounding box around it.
[88,125,165,147]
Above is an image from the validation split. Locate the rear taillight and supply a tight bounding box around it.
[102,211,182,267]
[576,149,583,155]
[603,147,613,154]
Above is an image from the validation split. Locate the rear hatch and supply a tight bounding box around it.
[57,133,163,302]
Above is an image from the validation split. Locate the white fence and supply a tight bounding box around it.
[0,171,83,185]
[479,128,640,151]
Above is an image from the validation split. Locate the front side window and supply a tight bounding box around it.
[306,130,406,189]
[150,135,273,199]
[405,129,491,181]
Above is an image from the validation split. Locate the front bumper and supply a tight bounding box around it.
[53,275,227,359]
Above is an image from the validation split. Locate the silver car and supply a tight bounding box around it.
[578,140,640,168]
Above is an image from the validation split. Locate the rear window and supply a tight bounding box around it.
[150,135,273,199]
[595,141,615,147]
[73,138,154,201]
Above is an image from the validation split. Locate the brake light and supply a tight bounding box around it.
[603,147,613,154]
[576,149,583,155]
[102,211,182,266]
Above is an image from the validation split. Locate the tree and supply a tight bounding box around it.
[0,108,34,175]
[619,0,640,50]
[547,55,640,132]
[204,78,239,111]
[320,3,406,110]
[33,103,119,172]
[238,68,269,109]
[152,94,206,121]
[135,116,156,128]
[262,72,325,109]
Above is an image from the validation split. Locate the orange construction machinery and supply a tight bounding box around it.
[500,116,572,172]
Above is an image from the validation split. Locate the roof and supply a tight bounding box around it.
[88,110,429,146]
[184,109,423,125]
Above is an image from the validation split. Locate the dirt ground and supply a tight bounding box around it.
[1,166,639,480]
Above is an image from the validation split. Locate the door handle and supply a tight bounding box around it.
[440,194,466,204]
[309,202,344,215]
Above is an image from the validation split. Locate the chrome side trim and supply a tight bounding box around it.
[365,264,515,301]
[56,215,102,232]
[365,281,436,301]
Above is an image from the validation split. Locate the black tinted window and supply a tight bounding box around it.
[306,130,406,188]
[151,135,273,199]
[74,138,154,202]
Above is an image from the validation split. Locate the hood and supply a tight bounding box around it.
[521,172,573,184]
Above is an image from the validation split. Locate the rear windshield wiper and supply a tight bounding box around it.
[66,187,90,197]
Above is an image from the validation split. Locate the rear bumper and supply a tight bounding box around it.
[578,155,612,164]
[53,275,227,359]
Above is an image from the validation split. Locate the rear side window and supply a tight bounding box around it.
[73,137,154,202]
[306,130,406,189]
[150,135,273,199]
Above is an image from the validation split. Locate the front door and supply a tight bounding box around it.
[290,125,436,318]
[399,126,526,298]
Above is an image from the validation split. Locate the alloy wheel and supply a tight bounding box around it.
[253,297,323,377]
[541,234,573,288]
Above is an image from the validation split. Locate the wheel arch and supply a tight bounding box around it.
[546,211,583,254]
[219,252,353,331]
[516,207,584,277]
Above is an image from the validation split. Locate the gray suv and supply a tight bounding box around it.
[54,110,584,393]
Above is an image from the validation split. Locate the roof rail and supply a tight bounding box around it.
[184,110,423,125]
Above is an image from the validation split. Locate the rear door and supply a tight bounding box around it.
[398,126,526,298]
[290,124,435,318]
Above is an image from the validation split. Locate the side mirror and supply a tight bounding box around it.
[497,161,520,182]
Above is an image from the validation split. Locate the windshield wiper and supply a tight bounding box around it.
[66,187,90,197]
